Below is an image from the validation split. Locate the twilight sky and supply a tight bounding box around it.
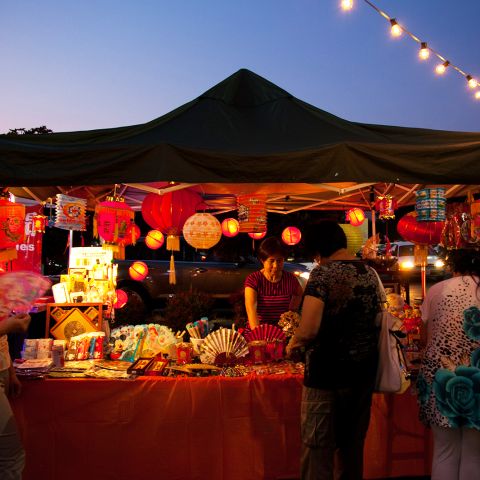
[1,0,479,134]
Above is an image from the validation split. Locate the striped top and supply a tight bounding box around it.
[244,270,301,325]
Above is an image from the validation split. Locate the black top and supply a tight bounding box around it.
[303,260,381,389]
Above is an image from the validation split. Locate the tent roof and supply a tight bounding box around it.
[1,69,479,213]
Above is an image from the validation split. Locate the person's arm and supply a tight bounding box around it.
[8,364,21,397]
[286,295,324,354]
[0,313,31,336]
[288,280,304,312]
[244,286,259,329]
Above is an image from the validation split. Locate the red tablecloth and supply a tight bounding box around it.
[11,375,431,480]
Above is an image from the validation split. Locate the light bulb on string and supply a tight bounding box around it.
[475,91,480,100]
[435,61,449,75]
[418,42,429,60]
[390,19,402,37]
[466,75,478,89]
[341,0,353,11]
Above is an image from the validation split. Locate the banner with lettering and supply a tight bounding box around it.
[55,194,87,231]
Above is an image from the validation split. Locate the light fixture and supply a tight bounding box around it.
[466,75,478,89]
[435,61,449,75]
[475,91,480,100]
[390,19,402,37]
[418,42,429,60]
[341,0,353,10]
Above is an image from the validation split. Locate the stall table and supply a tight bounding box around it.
[12,375,431,480]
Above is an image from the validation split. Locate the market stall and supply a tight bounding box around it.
[12,375,431,480]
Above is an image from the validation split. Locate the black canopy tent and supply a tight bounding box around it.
[1,68,479,212]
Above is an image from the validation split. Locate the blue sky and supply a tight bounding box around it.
[1,0,479,134]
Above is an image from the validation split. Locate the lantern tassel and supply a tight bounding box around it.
[169,253,176,285]
[167,235,180,251]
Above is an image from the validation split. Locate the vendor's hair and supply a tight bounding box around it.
[303,220,347,259]
[257,237,288,262]
[447,249,480,288]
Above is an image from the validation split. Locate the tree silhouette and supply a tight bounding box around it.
[6,125,53,135]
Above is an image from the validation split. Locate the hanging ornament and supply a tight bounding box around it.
[237,194,267,233]
[183,213,222,250]
[141,190,201,251]
[32,207,48,234]
[113,289,128,309]
[248,231,267,240]
[129,261,149,281]
[281,226,302,246]
[118,223,141,247]
[0,189,25,261]
[94,195,134,260]
[145,230,165,250]
[55,194,87,231]
[346,208,366,226]
[221,218,240,238]
[397,211,444,245]
[415,188,446,222]
[375,195,398,220]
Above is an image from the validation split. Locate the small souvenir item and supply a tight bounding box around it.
[200,328,249,366]
[127,358,154,375]
[176,343,193,365]
[248,341,267,364]
[144,358,169,376]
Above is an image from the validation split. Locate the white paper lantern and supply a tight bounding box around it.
[183,213,222,249]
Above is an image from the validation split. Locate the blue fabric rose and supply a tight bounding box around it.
[471,348,480,369]
[463,306,480,341]
[416,372,431,406]
[434,366,480,428]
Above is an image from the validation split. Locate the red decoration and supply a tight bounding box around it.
[281,226,302,246]
[94,196,135,259]
[346,208,366,226]
[145,230,165,249]
[113,289,128,309]
[248,231,267,240]
[237,194,267,233]
[32,213,47,234]
[119,223,141,247]
[375,195,398,220]
[397,211,445,245]
[128,261,149,281]
[141,189,201,251]
[0,192,25,262]
[221,218,240,238]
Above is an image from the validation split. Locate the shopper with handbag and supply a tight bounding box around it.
[286,220,382,480]
[417,249,480,480]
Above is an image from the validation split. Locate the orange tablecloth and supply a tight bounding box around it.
[11,375,431,480]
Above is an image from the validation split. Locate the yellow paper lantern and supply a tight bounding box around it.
[221,218,240,237]
[129,261,149,281]
[183,213,222,249]
[145,230,165,249]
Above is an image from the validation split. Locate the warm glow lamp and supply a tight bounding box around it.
[113,289,128,309]
[145,230,165,249]
[221,218,240,238]
[129,261,149,281]
[281,227,302,246]
[418,42,429,60]
[248,231,267,240]
[346,208,366,227]
[390,19,402,37]
[435,61,449,75]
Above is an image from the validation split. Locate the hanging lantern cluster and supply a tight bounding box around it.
[415,188,446,222]
[397,211,444,245]
[221,218,240,238]
[55,194,87,231]
[237,194,267,233]
[346,208,366,227]
[281,226,302,246]
[0,189,25,261]
[183,213,222,250]
[375,194,398,220]
[94,195,136,259]
[145,230,165,250]
[141,190,201,251]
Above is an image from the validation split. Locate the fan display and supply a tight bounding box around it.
[200,328,249,366]
[244,324,286,343]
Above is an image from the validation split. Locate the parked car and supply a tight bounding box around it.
[114,259,310,323]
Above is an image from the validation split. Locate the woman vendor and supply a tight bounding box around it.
[244,236,303,329]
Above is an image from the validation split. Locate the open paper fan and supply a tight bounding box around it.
[244,324,286,343]
[200,328,249,366]
[0,271,51,318]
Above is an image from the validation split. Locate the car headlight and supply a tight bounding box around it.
[300,271,310,280]
[434,259,445,268]
[399,260,414,270]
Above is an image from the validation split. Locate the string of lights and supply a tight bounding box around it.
[340,0,480,100]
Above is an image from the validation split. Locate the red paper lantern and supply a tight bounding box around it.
[118,223,141,247]
[237,194,267,233]
[248,231,267,240]
[113,289,128,309]
[375,195,398,220]
[32,213,47,234]
[129,261,149,281]
[281,226,302,246]
[346,208,366,227]
[0,192,25,261]
[221,218,240,238]
[397,211,445,245]
[94,196,134,258]
[145,230,165,249]
[141,189,201,250]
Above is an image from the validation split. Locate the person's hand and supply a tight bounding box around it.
[8,367,22,398]
[2,313,31,334]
